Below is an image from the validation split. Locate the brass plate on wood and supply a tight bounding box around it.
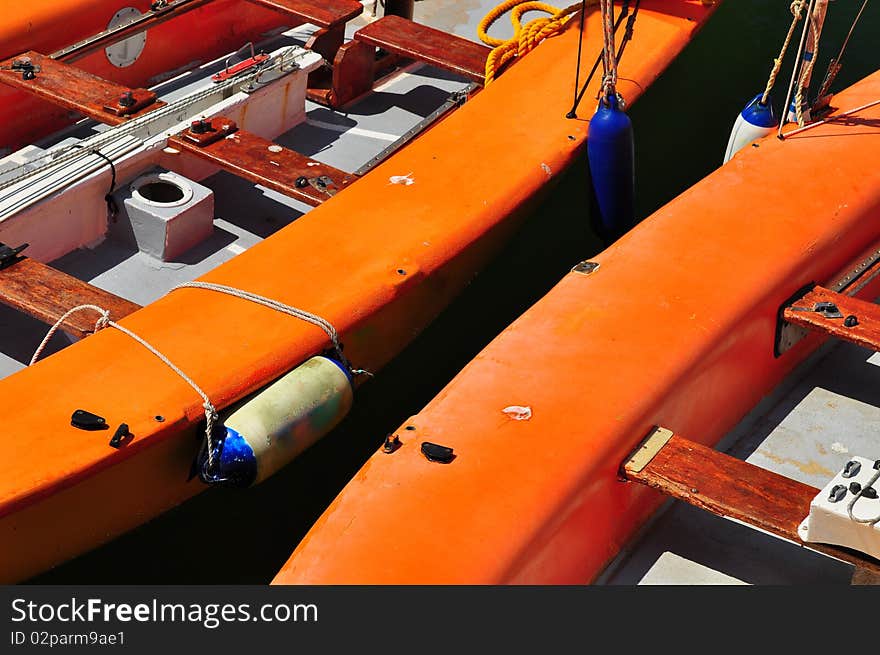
[624,426,674,474]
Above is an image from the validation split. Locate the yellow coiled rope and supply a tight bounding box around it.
[478,0,591,85]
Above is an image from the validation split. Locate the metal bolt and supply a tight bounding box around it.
[154,415,165,423]
[295,176,309,189]
[383,434,401,453]
[118,91,136,108]
[844,315,859,327]
[189,119,211,134]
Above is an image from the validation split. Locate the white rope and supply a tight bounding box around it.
[30,304,220,468]
[171,281,365,373]
[29,283,366,473]
[847,468,880,526]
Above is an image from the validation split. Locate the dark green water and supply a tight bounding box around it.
[32,1,879,583]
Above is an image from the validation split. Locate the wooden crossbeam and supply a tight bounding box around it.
[0,257,140,339]
[783,286,880,352]
[622,428,880,575]
[168,118,356,206]
[353,15,490,83]
[0,51,163,125]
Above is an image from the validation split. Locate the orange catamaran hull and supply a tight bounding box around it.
[274,71,880,584]
[0,0,718,582]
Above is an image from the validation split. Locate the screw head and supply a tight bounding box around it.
[118,91,135,107]
[189,119,211,134]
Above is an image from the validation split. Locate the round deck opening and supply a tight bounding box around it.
[138,181,185,204]
[130,172,195,208]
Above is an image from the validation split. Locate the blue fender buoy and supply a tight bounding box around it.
[723,93,778,163]
[587,93,635,240]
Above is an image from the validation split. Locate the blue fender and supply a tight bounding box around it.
[587,93,635,240]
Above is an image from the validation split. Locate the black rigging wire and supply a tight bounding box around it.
[566,0,640,118]
[567,0,589,118]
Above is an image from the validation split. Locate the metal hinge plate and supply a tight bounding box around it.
[624,426,674,474]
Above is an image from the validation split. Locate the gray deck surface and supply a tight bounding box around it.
[602,341,880,585]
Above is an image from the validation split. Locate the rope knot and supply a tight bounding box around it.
[203,401,218,423]
[94,310,111,332]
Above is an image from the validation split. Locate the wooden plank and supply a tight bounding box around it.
[168,118,356,206]
[783,286,880,351]
[622,432,880,574]
[0,258,141,339]
[0,51,163,125]
[354,15,490,83]
[247,0,363,28]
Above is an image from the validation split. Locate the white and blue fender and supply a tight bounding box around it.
[198,355,354,487]
[723,93,778,164]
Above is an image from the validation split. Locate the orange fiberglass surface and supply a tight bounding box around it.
[0,1,718,582]
[273,71,880,584]
[0,0,296,150]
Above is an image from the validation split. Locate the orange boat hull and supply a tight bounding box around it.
[0,1,718,582]
[0,0,296,151]
[274,71,880,584]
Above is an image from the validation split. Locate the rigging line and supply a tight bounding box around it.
[567,0,636,118]
[567,0,589,118]
[599,0,616,96]
[792,0,825,126]
[778,97,880,139]
[614,0,639,63]
[778,0,818,138]
[815,0,869,100]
